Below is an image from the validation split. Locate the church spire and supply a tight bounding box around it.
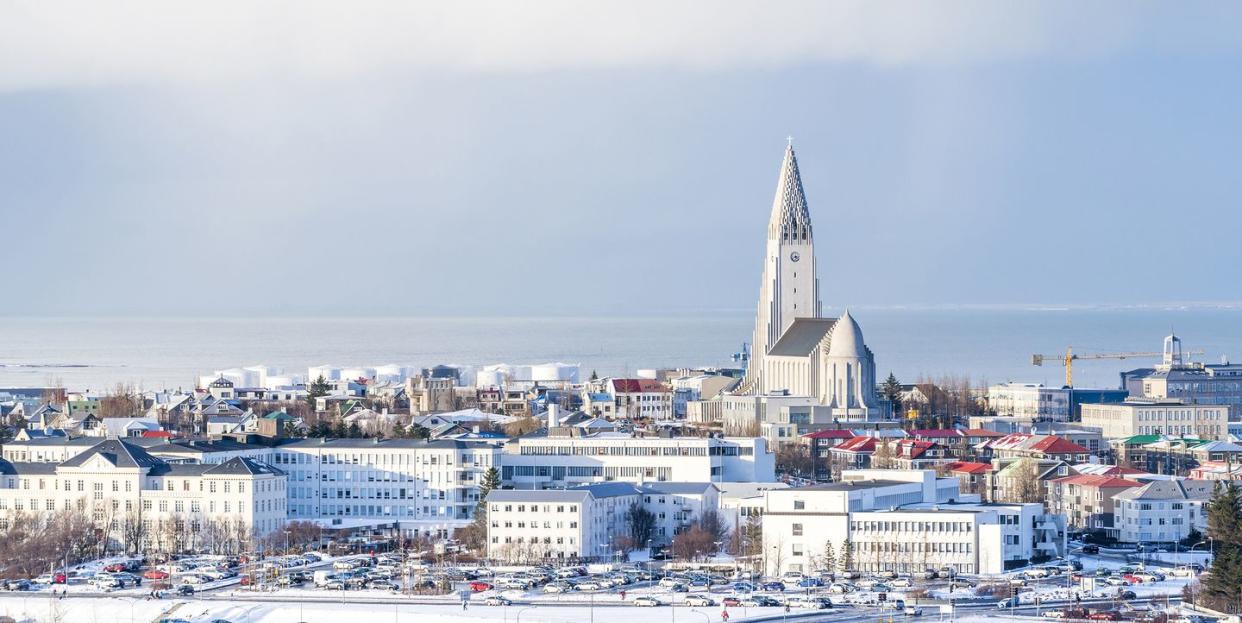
[768,142,813,242]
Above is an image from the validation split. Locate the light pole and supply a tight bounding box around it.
[689,609,710,623]
[516,606,536,623]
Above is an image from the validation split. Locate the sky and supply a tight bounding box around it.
[2,1,1241,317]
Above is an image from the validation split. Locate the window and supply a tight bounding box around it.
[793,500,805,510]
[792,523,803,536]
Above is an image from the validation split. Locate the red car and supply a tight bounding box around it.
[142,570,170,580]
[1087,612,1121,621]
[1121,574,1143,584]
[104,564,128,573]
[469,581,493,592]
[722,597,742,607]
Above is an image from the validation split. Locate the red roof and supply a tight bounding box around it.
[141,430,173,438]
[905,429,963,439]
[944,461,992,475]
[896,439,938,458]
[803,429,856,439]
[1050,474,1143,488]
[961,428,1005,438]
[834,436,877,453]
[1030,436,1091,455]
[611,379,668,393]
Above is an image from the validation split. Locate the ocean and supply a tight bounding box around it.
[1,308,1240,392]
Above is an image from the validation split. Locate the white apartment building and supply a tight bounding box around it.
[486,483,640,562]
[485,481,720,561]
[500,432,773,489]
[0,439,287,551]
[763,469,1065,576]
[269,438,500,539]
[1081,399,1229,440]
[1114,479,1212,544]
[607,379,673,419]
[988,383,1070,421]
[719,393,817,436]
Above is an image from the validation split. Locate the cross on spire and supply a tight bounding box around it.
[786,135,794,147]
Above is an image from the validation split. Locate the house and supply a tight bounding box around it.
[942,461,993,498]
[977,433,1092,464]
[1114,479,1213,544]
[889,439,952,470]
[1045,474,1144,538]
[802,429,857,480]
[828,436,877,475]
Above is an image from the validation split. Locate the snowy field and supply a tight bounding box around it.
[0,595,774,623]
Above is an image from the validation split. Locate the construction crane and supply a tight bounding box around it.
[1031,346,1202,388]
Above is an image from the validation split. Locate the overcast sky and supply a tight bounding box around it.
[3,1,1241,316]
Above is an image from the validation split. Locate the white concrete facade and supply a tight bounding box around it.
[1081,400,1229,440]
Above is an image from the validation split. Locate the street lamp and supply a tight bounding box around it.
[516,606,536,623]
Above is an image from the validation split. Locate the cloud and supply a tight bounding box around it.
[2,1,1240,92]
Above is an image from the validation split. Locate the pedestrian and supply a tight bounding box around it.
[462,600,468,610]
[784,603,791,613]
[721,609,730,622]
[620,590,626,600]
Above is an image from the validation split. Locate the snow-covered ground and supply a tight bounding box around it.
[0,595,779,623]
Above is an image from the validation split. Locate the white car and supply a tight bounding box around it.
[889,578,912,588]
[658,577,683,588]
[633,597,663,607]
[904,606,924,617]
[684,595,715,607]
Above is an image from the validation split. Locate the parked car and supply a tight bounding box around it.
[684,595,715,607]
[798,577,823,588]
[484,596,511,606]
[176,585,196,596]
[1087,612,1121,621]
[741,596,781,607]
[760,581,786,591]
[904,606,924,617]
[1081,545,1100,554]
[633,597,663,607]
[469,581,493,592]
[722,597,742,607]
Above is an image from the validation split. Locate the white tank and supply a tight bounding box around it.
[308,365,341,382]
[637,369,658,380]
[375,364,412,383]
[340,367,376,382]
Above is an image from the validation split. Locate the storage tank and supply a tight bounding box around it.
[307,365,341,382]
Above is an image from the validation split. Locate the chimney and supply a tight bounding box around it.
[547,404,560,429]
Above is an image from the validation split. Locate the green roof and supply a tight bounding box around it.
[1121,434,1162,445]
[262,410,291,420]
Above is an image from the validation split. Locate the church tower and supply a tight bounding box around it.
[742,142,821,392]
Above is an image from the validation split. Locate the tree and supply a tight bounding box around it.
[820,540,836,574]
[626,503,656,549]
[1203,482,1242,612]
[1010,459,1045,504]
[475,467,501,519]
[307,375,332,413]
[871,440,895,469]
[776,444,815,479]
[100,382,142,419]
[839,538,854,574]
[671,526,716,561]
[881,372,903,417]
[697,509,727,544]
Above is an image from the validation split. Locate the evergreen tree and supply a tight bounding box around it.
[346,422,363,438]
[820,540,836,574]
[475,467,501,516]
[881,372,903,417]
[839,538,854,574]
[408,424,431,440]
[307,375,331,412]
[1204,482,1242,612]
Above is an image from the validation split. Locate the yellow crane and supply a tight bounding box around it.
[1031,346,1202,387]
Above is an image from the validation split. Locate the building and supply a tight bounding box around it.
[988,383,1071,421]
[1081,399,1229,441]
[607,379,673,420]
[485,483,641,562]
[500,431,773,489]
[1114,479,1213,544]
[1045,474,1144,538]
[1122,333,1242,417]
[741,142,821,396]
[485,481,720,562]
[942,461,993,498]
[977,433,1093,464]
[761,469,1064,576]
[269,438,501,539]
[0,439,287,551]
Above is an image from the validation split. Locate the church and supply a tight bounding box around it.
[738,142,888,422]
